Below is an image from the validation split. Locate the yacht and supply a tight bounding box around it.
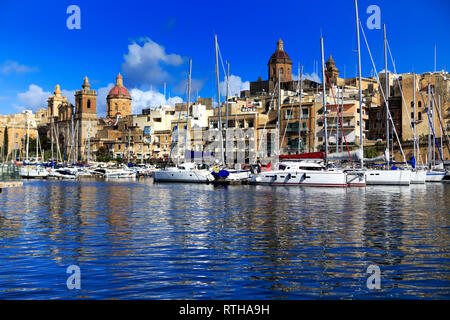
[365,168,411,185]
[425,169,446,182]
[250,154,347,187]
[153,162,214,183]
[410,169,426,184]
[103,165,137,179]
[20,165,49,179]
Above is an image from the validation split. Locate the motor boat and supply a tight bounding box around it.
[19,165,49,179]
[153,162,214,183]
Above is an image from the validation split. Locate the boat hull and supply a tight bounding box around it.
[250,170,347,187]
[365,169,411,185]
[346,170,366,187]
[153,170,213,183]
[425,171,445,182]
[410,170,426,184]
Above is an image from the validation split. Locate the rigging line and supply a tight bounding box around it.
[166,71,189,169]
[418,88,444,162]
[325,69,355,167]
[217,43,227,79]
[280,94,298,152]
[430,91,450,155]
[386,39,424,165]
[253,81,279,163]
[359,20,408,165]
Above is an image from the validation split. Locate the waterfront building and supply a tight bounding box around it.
[0,110,39,161]
[368,71,450,160]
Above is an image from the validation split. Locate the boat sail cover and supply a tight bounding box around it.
[327,149,363,161]
[326,148,388,162]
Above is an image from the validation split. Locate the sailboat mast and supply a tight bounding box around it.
[185,58,192,161]
[413,72,416,161]
[214,35,225,165]
[50,117,54,163]
[225,61,230,159]
[298,64,303,154]
[26,112,30,162]
[277,68,281,158]
[384,24,390,168]
[320,37,328,165]
[355,0,363,168]
[432,88,436,165]
[427,84,431,166]
[439,95,442,157]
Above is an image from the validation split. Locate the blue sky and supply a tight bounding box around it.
[0,0,448,116]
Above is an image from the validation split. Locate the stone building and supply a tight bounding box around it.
[107,73,132,119]
[249,39,320,96]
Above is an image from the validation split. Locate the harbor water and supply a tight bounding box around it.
[0,179,449,299]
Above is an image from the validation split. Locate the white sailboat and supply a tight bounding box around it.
[355,14,411,185]
[250,37,347,187]
[153,59,215,184]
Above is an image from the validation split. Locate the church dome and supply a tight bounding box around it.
[107,73,131,98]
[268,39,292,65]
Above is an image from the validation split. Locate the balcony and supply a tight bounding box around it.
[285,123,307,133]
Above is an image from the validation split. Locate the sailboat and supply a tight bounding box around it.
[353,4,411,185]
[250,37,347,187]
[210,35,250,184]
[153,59,214,183]
[424,85,446,182]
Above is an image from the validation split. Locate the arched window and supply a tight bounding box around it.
[280,67,284,74]
[410,101,414,108]
[87,99,91,109]
[115,103,118,111]
[123,104,126,111]
[418,101,422,108]
[418,112,422,120]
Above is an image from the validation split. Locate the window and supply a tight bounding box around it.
[280,67,284,74]
[319,137,323,142]
[285,110,293,119]
[302,109,308,117]
[411,112,414,119]
[318,121,323,127]
[87,99,91,109]
[357,108,360,113]
[418,112,422,120]
[418,101,422,108]
[410,101,414,108]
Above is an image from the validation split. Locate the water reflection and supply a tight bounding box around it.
[0,180,448,299]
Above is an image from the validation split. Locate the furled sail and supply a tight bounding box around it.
[327,149,363,161]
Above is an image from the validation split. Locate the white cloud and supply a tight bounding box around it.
[17,84,50,110]
[219,75,249,97]
[121,38,184,87]
[1,60,38,74]
[130,88,183,114]
[304,72,321,83]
